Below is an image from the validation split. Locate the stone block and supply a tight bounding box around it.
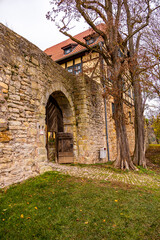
[0,122,8,132]
[29,128,37,136]
[26,159,35,166]
[16,138,27,143]
[0,157,12,163]
[11,108,20,113]
[9,121,21,126]
[39,105,45,115]
[0,94,5,104]
[0,82,8,89]
[9,94,20,101]
[0,132,12,143]
[38,155,47,162]
[31,57,39,66]
[39,165,53,174]
[37,148,46,155]
[1,106,7,112]
[27,67,37,75]
[0,162,12,170]
[14,81,21,89]
[25,56,30,61]
[31,81,38,89]
[30,99,35,105]
[0,118,6,124]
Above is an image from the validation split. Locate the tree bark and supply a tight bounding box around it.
[133,76,146,167]
[114,98,136,170]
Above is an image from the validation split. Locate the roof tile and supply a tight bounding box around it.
[44,24,104,62]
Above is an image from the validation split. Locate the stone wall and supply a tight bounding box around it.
[0,24,135,188]
[74,75,107,163]
[0,24,109,187]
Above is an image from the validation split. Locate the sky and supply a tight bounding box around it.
[0,0,85,51]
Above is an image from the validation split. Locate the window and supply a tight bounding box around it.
[128,111,132,123]
[62,43,77,55]
[67,66,73,73]
[66,63,82,75]
[64,48,72,55]
[122,78,126,90]
[74,63,82,75]
[86,38,95,45]
[128,88,131,97]
[107,69,113,83]
[84,33,98,45]
[112,102,115,118]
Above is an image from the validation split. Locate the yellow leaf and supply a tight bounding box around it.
[2,219,5,221]
[85,222,88,224]
[20,214,24,218]
[27,202,29,205]
[48,207,51,210]
[80,209,82,212]
[114,200,118,202]
[35,207,38,210]
[103,219,106,222]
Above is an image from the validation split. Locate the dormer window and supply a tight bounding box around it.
[86,37,95,45]
[61,43,77,55]
[64,48,72,55]
[84,33,98,45]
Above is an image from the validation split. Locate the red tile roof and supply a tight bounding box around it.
[44,24,104,62]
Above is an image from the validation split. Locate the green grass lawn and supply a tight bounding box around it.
[0,171,160,240]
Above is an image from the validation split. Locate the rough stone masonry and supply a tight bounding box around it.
[0,24,135,188]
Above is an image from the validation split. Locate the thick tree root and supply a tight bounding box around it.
[114,158,138,171]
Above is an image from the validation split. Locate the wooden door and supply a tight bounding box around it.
[57,132,74,163]
[46,96,63,133]
[46,95,63,161]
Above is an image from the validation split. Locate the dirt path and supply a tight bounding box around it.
[48,163,160,189]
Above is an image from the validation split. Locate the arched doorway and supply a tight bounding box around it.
[46,91,74,163]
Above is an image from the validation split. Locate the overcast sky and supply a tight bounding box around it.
[0,0,84,51]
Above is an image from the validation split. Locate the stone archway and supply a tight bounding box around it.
[45,91,76,163]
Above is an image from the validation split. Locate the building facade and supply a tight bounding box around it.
[45,26,135,162]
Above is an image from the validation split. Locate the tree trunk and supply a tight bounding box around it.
[133,77,146,167]
[114,98,136,170]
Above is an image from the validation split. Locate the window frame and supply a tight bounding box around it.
[74,63,82,75]
[64,48,72,55]
[86,37,95,45]
[112,102,115,118]
[67,66,74,73]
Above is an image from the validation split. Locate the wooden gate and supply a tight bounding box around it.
[57,132,74,163]
[46,95,74,163]
[46,96,63,162]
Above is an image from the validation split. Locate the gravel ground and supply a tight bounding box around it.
[47,162,160,189]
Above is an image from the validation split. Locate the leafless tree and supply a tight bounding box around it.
[141,20,160,99]
[47,0,160,169]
